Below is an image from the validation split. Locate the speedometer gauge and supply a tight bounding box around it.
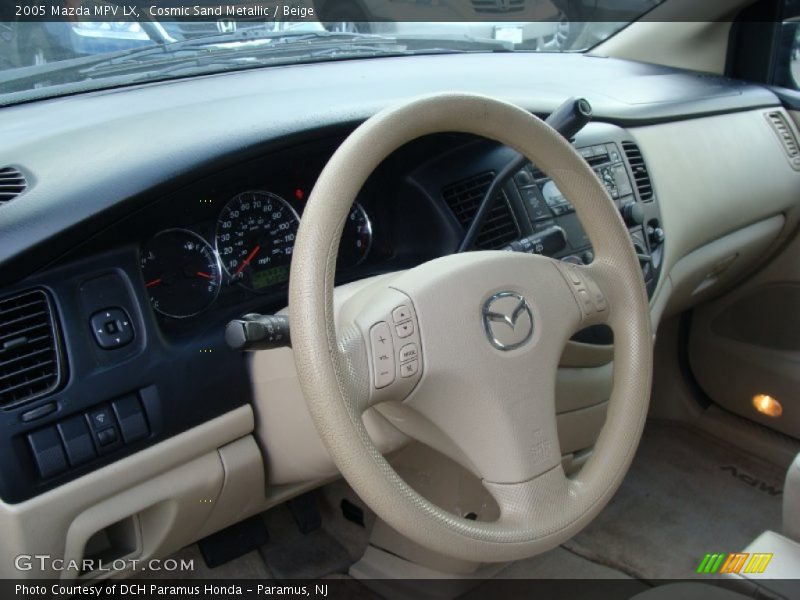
[216,191,300,292]
[140,229,221,319]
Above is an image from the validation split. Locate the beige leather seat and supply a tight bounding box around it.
[631,583,749,599]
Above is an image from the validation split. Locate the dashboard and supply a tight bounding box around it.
[0,51,796,510]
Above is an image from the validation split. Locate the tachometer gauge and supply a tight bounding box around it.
[140,229,221,319]
[339,202,373,268]
[215,191,300,292]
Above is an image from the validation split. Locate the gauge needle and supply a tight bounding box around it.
[234,245,261,277]
[196,271,213,280]
[146,278,162,288]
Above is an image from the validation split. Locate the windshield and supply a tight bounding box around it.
[0,1,662,106]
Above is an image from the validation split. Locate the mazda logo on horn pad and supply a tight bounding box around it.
[482,291,534,351]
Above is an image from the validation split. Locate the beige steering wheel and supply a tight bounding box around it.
[289,93,652,562]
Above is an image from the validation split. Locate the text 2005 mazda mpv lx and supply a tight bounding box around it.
[1,1,800,598]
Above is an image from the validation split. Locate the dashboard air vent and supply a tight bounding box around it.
[442,172,520,250]
[471,0,525,13]
[765,111,800,169]
[0,290,62,406]
[622,142,654,202]
[0,166,27,206]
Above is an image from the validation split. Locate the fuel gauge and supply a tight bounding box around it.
[140,229,221,319]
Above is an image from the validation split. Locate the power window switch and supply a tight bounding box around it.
[28,427,68,479]
[111,394,149,444]
[57,416,96,467]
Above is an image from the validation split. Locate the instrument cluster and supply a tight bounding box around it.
[139,190,372,319]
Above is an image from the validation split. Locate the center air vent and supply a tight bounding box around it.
[442,172,521,250]
[622,142,654,202]
[0,166,28,206]
[765,111,800,170]
[471,0,525,13]
[0,290,63,406]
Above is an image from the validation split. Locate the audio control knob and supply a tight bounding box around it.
[621,201,645,227]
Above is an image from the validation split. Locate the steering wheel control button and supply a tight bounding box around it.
[400,359,419,378]
[392,305,412,323]
[557,264,608,317]
[90,307,134,349]
[28,427,68,479]
[399,343,418,363]
[57,416,96,467]
[395,320,414,338]
[370,322,396,388]
[112,394,150,444]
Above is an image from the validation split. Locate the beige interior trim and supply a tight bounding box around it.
[591,22,732,74]
[0,406,253,579]
[629,108,800,308]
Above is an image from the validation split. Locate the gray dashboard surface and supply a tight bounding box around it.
[0,51,779,284]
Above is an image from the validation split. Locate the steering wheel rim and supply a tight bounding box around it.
[289,93,653,562]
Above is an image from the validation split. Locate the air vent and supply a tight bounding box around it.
[0,166,27,206]
[622,142,654,202]
[0,290,62,406]
[442,172,521,250]
[765,111,800,170]
[471,0,525,13]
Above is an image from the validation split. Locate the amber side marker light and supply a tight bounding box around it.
[753,394,782,418]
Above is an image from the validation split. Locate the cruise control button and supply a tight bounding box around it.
[400,359,419,378]
[578,289,595,313]
[369,322,395,389]
[399,343,418,363]
[392,305,412,323]
[396,321,414,338]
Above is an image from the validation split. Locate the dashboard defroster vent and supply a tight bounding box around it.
[0,290,63,406]
[765,111,800,170]
[622,142,654,202]
[471,0,525,13]
[0,166,27,206]
[442,172,521,250]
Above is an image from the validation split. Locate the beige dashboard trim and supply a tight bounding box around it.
[0,406,253,578]
[630,108,800,306]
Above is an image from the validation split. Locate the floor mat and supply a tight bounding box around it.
[259,503,353,580]
[563,421,786,580]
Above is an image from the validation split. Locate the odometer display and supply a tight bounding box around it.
[215,191,300,292]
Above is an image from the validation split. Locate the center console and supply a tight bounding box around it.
[504,139,665,299]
